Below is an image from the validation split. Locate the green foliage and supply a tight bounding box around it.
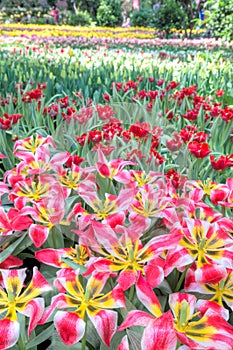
[0,0,98,24]
[130,7,154,27]
[61,9,92,25]
[0,0,50,23]
[0,0,50,10]
[152,0,186,37]
[140,0,153,8]
[96,0,123,27]
[205,0,233,41]
[74,0,100,20]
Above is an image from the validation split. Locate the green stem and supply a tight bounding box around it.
[194,158,202,180]
[222,205,226,217]
[18,333,26,350]
[129,284,135,301]
[176,339,181,350]
[51,226,58,249]
[82,314,87,350]
[174,265,192,292]
[107,178,112,194]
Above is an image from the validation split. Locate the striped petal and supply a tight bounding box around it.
[148,230,183,254]
[54,311,85,345]
[144,258,164,288]
[86,272,110,297]
[117,270,137,291]
[177,311,233,349]
[165,248,194,275]
[169,293,197,320]
[184,266,207,294]
[118,335,129,350]
[35,248,68,268]
[136,274,162,317]
[195,264,227,284]
[141,312,177,350]
[91,221,119,248]
[88,309,117,347]
[91,285,125,311]
[18,267,52,303]
[20,298,44,336]
[39,294,68,324]
[0,256,23,269]
[29,224,50,248]
[0,319,20,350]
[1,269,26,297]
[118,310,155,330]
[196,300,229,321]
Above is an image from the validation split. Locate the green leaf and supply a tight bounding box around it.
[60,258,87,274]
[26,324,54,349]
[48,332,82,350]
[223,95,233,106]
[127,329,142,350]
[86,320,101,349]
[100,331,126,350]
[0,233,29,264]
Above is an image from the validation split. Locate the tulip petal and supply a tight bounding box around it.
[144,259,164,288]
[18,267,52,303]
[118,335,129,350]
[196,300,229,321]
[54,311,85,345]
[20,298,44,337]
[88,309,117,347]
[0,255,23,269]
[117,270,137,291]
[39,294,69,324]
[29,224,49,247]
[195,264,227,284]
[141,312,177,350]
[136,274,162,317]
[0,319,20,350]
[35,248,68,268]
[169,292,197,320]
[1,269,26,297]
[118,310,154,331]
[93,285,125,310]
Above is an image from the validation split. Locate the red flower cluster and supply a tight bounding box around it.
[188,141,211,158]
[0,112,22,130]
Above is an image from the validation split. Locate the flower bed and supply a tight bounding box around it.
[0,31,232,350]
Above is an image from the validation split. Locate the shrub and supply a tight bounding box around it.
[65,10,92,26]
[152,0,185,37]
[130,7,154,27]
[96,0,123,27]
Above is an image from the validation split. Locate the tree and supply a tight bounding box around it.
[68,0,100,20]
[176,0,199,37]
[204,0,233,41]
[152,0,185,37]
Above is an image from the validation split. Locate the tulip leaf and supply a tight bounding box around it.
[127,329,143,350]
[223,95,233,106]
[86,320,101,349]
[48,332,82,350]
[0,233,29,264]
[60,258,87,274]
[26,324,54,349]
[100,331,126,350]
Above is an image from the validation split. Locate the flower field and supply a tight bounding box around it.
[0,25,233,350]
